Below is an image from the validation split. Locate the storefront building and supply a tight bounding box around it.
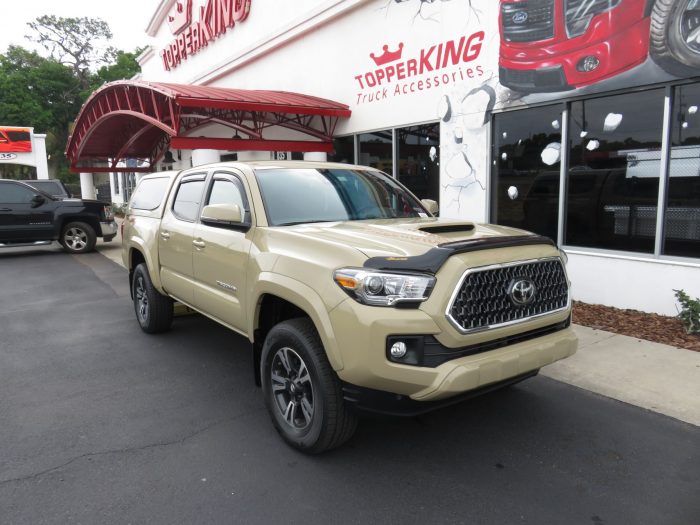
[69,0,700,315]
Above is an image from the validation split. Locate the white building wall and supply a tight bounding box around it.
[567,252,700,316]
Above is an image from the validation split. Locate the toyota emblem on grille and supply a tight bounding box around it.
[512,11,528,24]
[509,279,536,306]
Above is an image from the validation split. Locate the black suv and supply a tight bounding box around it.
[0,179,117,253]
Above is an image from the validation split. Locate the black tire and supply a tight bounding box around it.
[132,263,173,334]
[650,0,700,77]
[261,318,357,453]
[60,221,96,254]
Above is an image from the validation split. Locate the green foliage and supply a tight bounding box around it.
[111,202,128,218]
[0,46,79,132]
[0,15,142,179]
[674,289,700,335]
[88,49,143,97]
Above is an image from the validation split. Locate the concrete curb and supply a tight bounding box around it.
[542,325,700,427]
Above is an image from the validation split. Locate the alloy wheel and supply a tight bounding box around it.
[680,0,700,54]
[270,347,315,430]
[134,275,149,324]
[63,227,88,251]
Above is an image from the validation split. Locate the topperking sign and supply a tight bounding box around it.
[160,0,252,71]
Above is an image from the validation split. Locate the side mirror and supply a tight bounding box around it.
[31,194,46,208]
[200,203,247,228]
[421,199,439,216]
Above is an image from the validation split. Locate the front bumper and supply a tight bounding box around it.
[342,370,539,417]
[499,16,650,92]
[100,220,118,240]
[329,245,577,405]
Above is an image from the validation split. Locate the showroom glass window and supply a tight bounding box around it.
[566,89,664,253]
[328,136,355,164]
[397,123,440,202]
[358,130,392,175]
[491,105,563,240]
[665,84,700,258]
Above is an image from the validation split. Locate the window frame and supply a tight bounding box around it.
[171,173,207,223]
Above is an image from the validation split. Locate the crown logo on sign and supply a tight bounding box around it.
[370,43,404,66]
[167,0,192,35]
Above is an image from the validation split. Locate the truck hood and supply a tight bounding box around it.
[282,218,535,259]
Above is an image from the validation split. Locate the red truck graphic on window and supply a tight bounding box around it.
[499,0,700,93]
[0,128,32,153]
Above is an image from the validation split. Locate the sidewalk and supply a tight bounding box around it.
[542,325,700,427]
[96,237,700,427]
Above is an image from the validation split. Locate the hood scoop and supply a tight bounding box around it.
[418,223,475,235]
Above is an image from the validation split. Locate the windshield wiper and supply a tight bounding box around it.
[275,220,339,227]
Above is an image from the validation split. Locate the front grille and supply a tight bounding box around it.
[448,258,569,333]
[502,0,555,43]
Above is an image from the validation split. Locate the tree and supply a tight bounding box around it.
[26,15,116,90]
[0,46,81,179]
[89,49,143,94]
[0,16,142,180]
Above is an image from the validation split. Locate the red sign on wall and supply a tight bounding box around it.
[161,0,252,71]
[0,127,32,153]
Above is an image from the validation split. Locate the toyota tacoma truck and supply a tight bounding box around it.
[122,162,577,453]
[0,179,116,253]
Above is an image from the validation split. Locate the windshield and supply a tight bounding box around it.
[255,168,428,226]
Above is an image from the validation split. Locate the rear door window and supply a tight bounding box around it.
[130,177,171,210]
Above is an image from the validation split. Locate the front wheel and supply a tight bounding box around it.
[650,0,700,77]
[60,221,96,254]
[261,318,357,453]
[132,263,173,334]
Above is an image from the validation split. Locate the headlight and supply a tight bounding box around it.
[565,0,620,38]
[333,268,435,307]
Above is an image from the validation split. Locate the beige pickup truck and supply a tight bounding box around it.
[122,161,577,453]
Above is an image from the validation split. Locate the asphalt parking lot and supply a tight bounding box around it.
[1,246,699,524]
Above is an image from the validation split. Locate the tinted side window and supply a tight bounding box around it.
[131,177,171,210]
[172,179,205,221]
[27,181,62,195]
[207,179,246,209]
[0,182,36,204]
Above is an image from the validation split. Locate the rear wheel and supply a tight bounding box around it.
[60,221,96,254]
[261,318,357,453]
[650,0,700,77]
[132,263,173,333]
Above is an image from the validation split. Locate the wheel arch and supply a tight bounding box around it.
[126,240,164,295]
[59,215,101,239]
[250,274,344,386]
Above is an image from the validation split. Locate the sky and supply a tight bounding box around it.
[0,0,159,56]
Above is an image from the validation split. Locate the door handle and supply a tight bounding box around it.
[192,239,206,249]
[160,231,171,240]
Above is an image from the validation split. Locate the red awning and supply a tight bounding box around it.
[66,80,352,173]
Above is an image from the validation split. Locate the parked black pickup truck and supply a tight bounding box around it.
[0,179,117,253]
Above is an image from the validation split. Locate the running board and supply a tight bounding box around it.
[0,240,53,248]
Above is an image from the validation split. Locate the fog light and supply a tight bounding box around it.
[577,55,600,73]
[390,341,407,359]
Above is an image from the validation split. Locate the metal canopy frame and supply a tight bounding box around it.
[65,81,352,173]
